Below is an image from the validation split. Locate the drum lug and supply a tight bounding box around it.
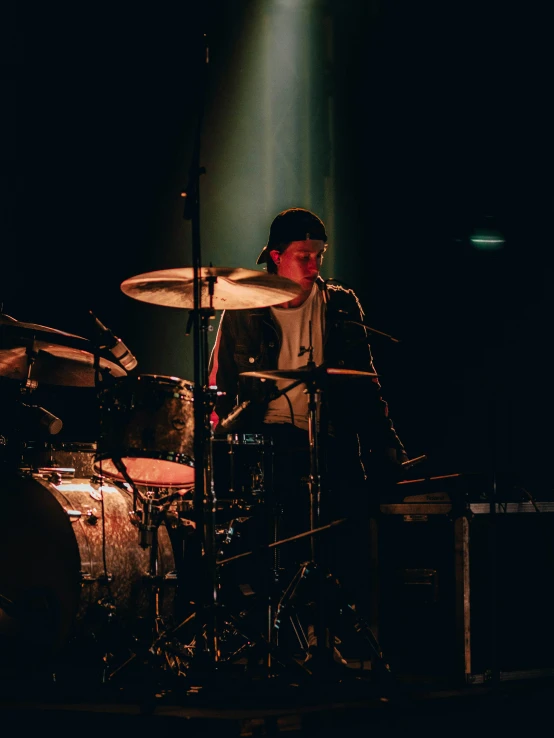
[87,483,103,501]
[80,571,113,584]
[48,470,65,485]
[66,508,83,521]
[33,468,75,484]
[129,510,142,527]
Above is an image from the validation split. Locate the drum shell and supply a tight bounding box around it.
[0,473,175,664]
[20,440,98,478]
[212,433,273,505]
[94,374,195,487]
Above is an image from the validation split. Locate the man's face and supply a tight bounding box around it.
[270,239,326,291]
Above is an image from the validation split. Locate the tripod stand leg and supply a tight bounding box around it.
[268,551,397,692]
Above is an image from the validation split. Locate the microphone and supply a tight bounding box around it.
[89,311,138,371]
[220,400,251,430]
[219,379,302,430]
[20,403,63,435]
[138,500,156,549]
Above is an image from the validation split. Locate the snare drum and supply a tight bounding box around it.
[94,374,195,488]
[211,433,273,505]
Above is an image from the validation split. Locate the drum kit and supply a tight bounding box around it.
[0,266,388,697]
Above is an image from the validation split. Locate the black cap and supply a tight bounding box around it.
[256,208,328,265]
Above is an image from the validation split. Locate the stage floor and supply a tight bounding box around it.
[1,666,553,736]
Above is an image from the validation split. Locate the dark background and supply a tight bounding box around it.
[3,1,553,497]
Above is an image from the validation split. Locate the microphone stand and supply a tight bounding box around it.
[181,26,220,675]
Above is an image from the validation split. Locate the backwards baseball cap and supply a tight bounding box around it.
[256,207,328,265]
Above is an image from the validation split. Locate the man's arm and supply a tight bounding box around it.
[209,310,240,427]
[327,285,408,476]
[208,322,222,427]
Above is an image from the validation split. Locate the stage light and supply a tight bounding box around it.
[202,0,334,277]
[469,215,505,251]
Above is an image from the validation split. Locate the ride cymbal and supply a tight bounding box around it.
[0,314,127,387]
[240,366,379,381]
[120,267,303,310]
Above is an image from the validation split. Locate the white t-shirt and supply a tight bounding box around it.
[264,284,325,431]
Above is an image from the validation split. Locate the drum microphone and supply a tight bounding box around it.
[220,380,304,430]
[20,402,63,435]
[139,500,156,549]
[89,311,138,371]
[220,400,251,430]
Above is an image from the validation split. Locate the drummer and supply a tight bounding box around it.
[209,208,408,629]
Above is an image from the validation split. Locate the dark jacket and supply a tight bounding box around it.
[211,277,406,476]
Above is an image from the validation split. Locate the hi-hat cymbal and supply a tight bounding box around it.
[0,314,127,387]
[120,267,303,310]
[240,366,379,381]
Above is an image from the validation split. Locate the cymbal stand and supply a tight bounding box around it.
[272,325,336,671]
[271,324,392,677]
[10,342,39,469]
[270,387,393,679]
[303,328,331,665]
[7,339,62,471]
[178,385,320,683]
[181,23,221,677]
[267,364,397,687]
[303,333,322,563]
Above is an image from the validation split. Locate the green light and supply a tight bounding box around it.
[470,236,505,245]
[470,228,505,251]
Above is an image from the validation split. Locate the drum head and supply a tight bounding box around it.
[0,474,81,663]
[95,454,195,488]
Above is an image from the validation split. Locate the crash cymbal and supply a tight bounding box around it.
[240,366,379,381]
[120,267,303,310]
[0,314,127,387]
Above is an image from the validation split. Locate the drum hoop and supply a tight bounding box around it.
[107,373,194,394]
[217,433,273,446]
[94,450,195,467]
[23,440,98,453]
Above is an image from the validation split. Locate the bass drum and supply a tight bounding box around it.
[0,473,176,673]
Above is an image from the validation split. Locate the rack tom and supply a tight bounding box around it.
[94,374,195,488]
